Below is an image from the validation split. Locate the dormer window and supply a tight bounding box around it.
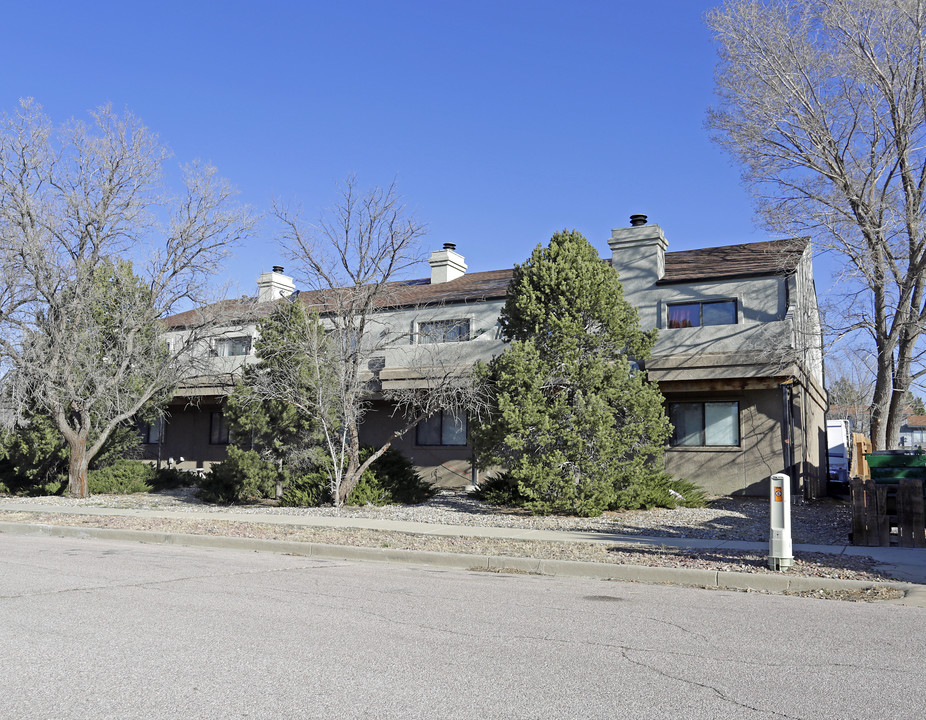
[667,299,736,328]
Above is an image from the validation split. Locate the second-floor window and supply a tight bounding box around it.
[667,300,737,329]
[214,336,251,357]
[418,318,470,344]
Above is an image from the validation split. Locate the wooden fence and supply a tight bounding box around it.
[850,477,926,547]
[851,434,871,480]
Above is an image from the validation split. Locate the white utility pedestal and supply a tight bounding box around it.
[769,473,794,570]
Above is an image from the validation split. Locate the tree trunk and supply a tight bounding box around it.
[67,437,90,498]
[869,336,895,451]
[335,421,364,506]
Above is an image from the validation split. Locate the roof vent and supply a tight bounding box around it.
[630,214,648,227]
[443,242,456,251]
[272,265,284,273]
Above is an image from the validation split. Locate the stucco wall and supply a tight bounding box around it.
[359,400,475,488]
[141,399,228,470]
[663,388,785,496]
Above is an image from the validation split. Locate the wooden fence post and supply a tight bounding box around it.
[897,478,926,548]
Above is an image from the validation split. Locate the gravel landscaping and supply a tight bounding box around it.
[0,486,852,544]
[2,487,905,597]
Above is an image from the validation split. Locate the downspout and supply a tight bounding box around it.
[791,384,799,498]
[780,380,796,497]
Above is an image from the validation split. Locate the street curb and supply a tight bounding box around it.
[2,520,922,605]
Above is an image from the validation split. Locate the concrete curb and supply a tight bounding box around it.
[2,520,921,606]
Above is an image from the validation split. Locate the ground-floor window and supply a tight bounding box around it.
[139,418,164,445]
[210,411,230,445]
[416,410,467,446]
[669,401,740,447]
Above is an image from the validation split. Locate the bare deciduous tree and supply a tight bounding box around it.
[264,179,488,505]
[708,0,926,448]
[0,99,253,497]
[825,342,877,435]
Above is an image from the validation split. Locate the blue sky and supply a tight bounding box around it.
[1,1,787,294]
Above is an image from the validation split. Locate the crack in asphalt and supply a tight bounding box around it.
[618,646,805,719]
[632,613,712,643]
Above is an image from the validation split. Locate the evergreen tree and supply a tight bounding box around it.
[905,391,926,417]
[215,300,328,499]
[472,230,673,516]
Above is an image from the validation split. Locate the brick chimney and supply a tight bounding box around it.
[428,243,467,284]
[256,265,295,303]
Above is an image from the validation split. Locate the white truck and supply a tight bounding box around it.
[826,419,852,490]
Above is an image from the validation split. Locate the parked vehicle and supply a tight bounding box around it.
[827,419,852,492]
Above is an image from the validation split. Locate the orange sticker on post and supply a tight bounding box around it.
[774,487,783,502]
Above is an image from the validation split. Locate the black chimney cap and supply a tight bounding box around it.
[272,265,284,273]
[629,214,648,227]
[443,242,457,251]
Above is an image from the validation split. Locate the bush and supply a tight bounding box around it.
[610,474,707,511]
[355,447,435,505]
[196,447,278,503]
[347,447,435,506]
[471,472,524,507]
[150,467,195,492]
[474,470,705,515]
[87,460,155,494]
[0,414,69,494]
[278,447,435,507]
[279,472,328,507]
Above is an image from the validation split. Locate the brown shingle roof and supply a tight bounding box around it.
[658,237,808,284]
[163,238,808,327]
[163,269,514,328]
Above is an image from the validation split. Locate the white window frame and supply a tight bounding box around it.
[415,317,473,344]
[213,335,252,357]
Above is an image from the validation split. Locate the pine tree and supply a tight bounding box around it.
[472,230,672,516]
[216,300,329,501]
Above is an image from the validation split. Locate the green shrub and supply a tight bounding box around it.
[346,447,435,506]
[346,465,389,506]
[278,447,434,507]
[196,447,278,503]
[472,472,524,507]
[357,447,435,505]
[475,469,705,515]
[611,474,707,510]
[87,460,155,494]
[150,467,195,492]
[0,414,69,494]
[279,471,328,507]
[0,412,149,496]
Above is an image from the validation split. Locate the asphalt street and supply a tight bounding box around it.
[2,534,924,719]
